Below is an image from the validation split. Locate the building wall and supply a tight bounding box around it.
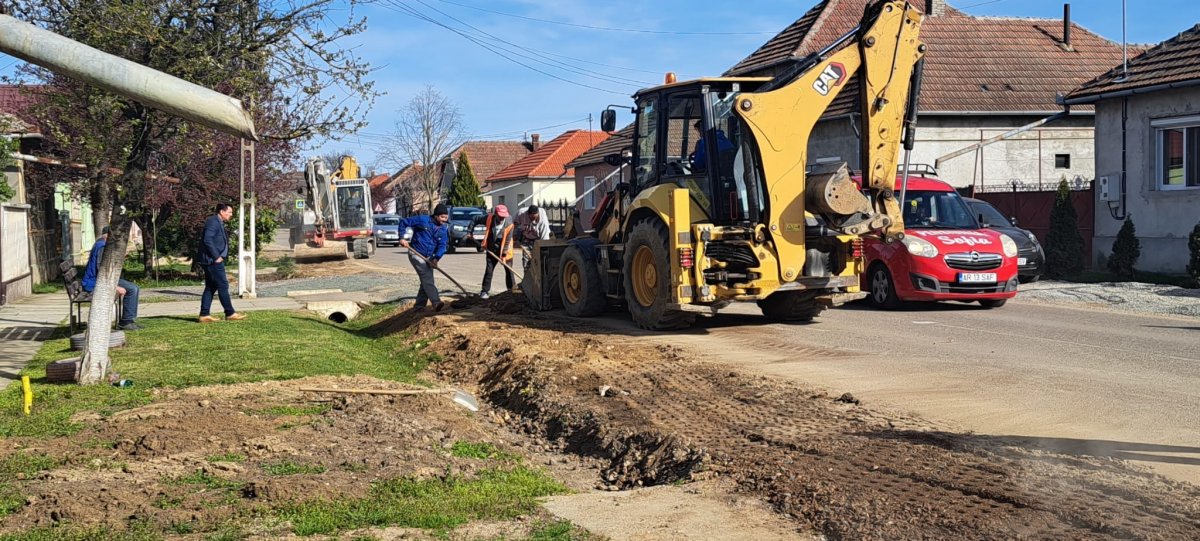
[1093,88,1200,273]
[574,163,620,226]
[806,114,1097,189]
[0,162,31,304]
[487,178,577,211]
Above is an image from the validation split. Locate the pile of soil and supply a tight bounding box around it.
[402,295,1200,540]
[1,375,557,538]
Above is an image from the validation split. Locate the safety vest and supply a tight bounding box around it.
[483,213,515,260]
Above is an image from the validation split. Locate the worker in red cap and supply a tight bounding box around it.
[480,204,515,299]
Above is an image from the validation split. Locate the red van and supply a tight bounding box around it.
[861,175,1019,309]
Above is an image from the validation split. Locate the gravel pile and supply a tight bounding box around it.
[1018,280,1200,318]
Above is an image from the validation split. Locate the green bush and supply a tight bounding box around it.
[275,255,297,278]
[1044,179,1086,278]
[1106,217,1140,279]
[1188,222,1200,285]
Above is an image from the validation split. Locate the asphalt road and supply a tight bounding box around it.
[371,246,1200,485]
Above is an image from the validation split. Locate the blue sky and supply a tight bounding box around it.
[323,0,1198,173]
[3,1,1196,173]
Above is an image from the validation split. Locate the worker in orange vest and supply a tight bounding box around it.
[480,204,515,299]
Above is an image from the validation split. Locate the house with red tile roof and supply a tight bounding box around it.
[484,130,609,210]
[726,0,1139,189]
[1064,23,1200,273]
[383,140,533,215]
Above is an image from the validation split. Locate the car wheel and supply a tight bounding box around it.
[979,299,1007,309]
[1018,275,1039,284]
[475,243,484,253]
[447,242,457,254]
[866,263,902,310]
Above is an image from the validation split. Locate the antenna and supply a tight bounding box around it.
[1122,0,1128,78]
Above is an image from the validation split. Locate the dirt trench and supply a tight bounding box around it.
[397,294,1200,540]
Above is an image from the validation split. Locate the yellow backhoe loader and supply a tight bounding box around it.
[522,0,926,329]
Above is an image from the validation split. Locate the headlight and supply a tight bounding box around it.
[1025,231,1039,244]
[901,236,939,258]
[452,224,466,232]
[999,234,1018,258]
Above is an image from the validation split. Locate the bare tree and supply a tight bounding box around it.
[379,85,465,211]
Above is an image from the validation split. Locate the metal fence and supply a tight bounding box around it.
[973,176,1092,193]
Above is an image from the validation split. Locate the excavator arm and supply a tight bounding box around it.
[734,0,924,280]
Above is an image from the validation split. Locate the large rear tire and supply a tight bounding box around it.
[623,219,695,330]
[758,290,826,322]
[560,245,606,317]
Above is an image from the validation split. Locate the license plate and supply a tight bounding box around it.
[1018,257,1027,265]
[959,272,997,283]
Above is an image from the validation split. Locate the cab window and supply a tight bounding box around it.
[635,97,657,189]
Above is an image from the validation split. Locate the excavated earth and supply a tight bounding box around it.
[409,294,1200,540]
[2,293,1198,540]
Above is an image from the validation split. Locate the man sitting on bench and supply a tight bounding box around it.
[82,226,141,331]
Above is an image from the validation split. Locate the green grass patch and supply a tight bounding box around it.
[206,453,247,463]
[450,441,518,461]
[279,467,568,536]
[525,520,598,541]
[31,282,63,294]
[262,403,332,417]
[170,470,242,491]
[0,483,24,517]
[1,306,428,439]
[262,460,327,476]
[0,521,162,541]
[0,452,59,478]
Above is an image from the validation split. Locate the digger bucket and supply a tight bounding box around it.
[521,240,568,311]
[294,239,349,261]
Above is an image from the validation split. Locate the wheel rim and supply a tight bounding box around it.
[562,259,583,305]
[631,245,658,308]
[871,268,890,304]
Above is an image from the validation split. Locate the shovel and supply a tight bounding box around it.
[404,245,471,295]
[485,249,524,281]
[299,386,481,412]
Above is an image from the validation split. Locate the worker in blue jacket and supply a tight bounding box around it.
[399,203,451,311]
[81,225,140,330]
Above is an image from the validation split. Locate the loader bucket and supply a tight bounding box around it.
[294,240,349,261]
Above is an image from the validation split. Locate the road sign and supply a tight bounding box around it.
[295,199,305,209]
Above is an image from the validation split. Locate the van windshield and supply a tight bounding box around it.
[902,190,978,229]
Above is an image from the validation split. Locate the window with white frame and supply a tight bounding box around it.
[583,176,597,210]
[1153,115,1200,190]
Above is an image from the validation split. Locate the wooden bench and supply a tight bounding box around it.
[59,259,123,334]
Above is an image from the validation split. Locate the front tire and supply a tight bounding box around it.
[447,241,457,254]
[560,246,606,317]
[979,299,1008,309]
[623,218,695,330]
[866,263,902,310]
[759,290,826,322]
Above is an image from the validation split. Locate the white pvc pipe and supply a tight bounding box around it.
[0,14,257,140]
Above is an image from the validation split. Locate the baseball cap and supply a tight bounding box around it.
[495,205,509,218]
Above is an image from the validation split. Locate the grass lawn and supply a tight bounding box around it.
[0,304,430,439]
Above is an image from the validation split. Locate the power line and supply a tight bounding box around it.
[466,116,590,139]
[959,0,1008,9]
[432,0,779,36]
[379,0,633,94]
[400,0,653,87]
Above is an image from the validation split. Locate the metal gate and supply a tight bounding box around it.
[0,204,32,305]
[970,183,1095,268]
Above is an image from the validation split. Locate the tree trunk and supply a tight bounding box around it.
[77,206,131,384]
[91,180,111,235]
[79,122,153,385]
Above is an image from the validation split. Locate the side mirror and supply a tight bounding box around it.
[978,214,990,227]
[1009,216,1019,226]
[603,153,623,166]
[600,109,616,132]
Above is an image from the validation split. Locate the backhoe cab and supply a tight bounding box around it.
[524,0,925,330]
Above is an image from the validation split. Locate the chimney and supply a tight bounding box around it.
[1061,4,1073,51]
[924,0,945,17]
[530,133,540,150]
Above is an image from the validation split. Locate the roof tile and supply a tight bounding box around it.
[1068,24,1200,100]
[487,130,610,183]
